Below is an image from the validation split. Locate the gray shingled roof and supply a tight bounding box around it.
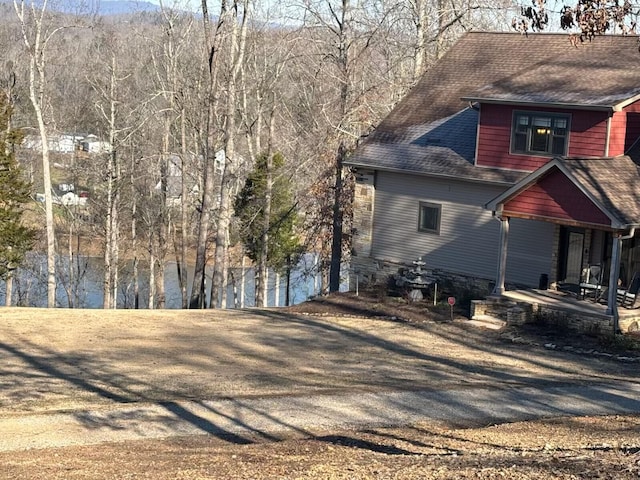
[562,156,640,226]
[349,107,525,184]
[348,32,640,186]
[463,36,640,109]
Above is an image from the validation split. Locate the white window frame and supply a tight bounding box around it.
[511,111,570,156]
[418,201,441,235]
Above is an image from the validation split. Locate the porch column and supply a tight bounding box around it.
[606,233,621,330]
[493,216,509,296]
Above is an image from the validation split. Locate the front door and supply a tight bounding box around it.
[559,227,584,283]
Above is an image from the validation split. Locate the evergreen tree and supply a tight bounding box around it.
[234,151,302,273]
[0,93,35,280]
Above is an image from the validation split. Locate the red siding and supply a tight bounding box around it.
[625,113,640,151]
[503,168,611,226]
[623,100,640,151]
[608,110,626,156]
[623,100,640,113]
[477,104,609,171]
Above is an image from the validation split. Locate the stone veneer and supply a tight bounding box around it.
[471,296,639,335]
[351,170,375,259]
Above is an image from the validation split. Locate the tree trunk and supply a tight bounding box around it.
[413,0,427,80]
[179,108,189,309]
[155,122,171,310]
[31,61,56,306]
[328,0,351,293]
[130,151,140,309]
[190,0,227,308]
[329,141,346,292]
[68,221,74,308]
[103,54,120,309]
[189,141,213,309]
[285,256,291,306]
[210,0,250,308]
[5,274,13,307]
[148,232,156,309]
[15,0,57,307]
[256,111,275,308]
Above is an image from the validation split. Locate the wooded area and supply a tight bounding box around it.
[1,0,628,309]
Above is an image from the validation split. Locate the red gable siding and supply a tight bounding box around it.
[608,110,627,156]
[624,101,640,113]
[625,113,640,152]
[623,100,640,152]
[477,104,609,171]
[503,168,611,226]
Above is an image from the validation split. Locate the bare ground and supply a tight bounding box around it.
[1,292,639,479]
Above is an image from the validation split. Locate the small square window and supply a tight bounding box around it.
[418,202,441,234]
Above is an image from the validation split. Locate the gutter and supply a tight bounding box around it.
[604,116,611,156]
[460,97,616,112]
[346,162,523,187]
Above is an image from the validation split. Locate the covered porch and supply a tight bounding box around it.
[483,156,640,334]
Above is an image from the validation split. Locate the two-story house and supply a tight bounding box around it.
[347,32,640,321]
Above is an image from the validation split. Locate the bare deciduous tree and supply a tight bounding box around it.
[13,0,58,307]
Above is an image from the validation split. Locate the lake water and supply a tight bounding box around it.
[1,253,340,309]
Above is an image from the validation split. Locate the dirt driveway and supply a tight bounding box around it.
[2,307,638,414]
[0,305,639,478]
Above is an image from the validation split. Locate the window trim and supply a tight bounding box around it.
[418,201,442,235]
[510,111,570,157]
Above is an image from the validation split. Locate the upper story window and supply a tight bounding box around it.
[511,112,570,156]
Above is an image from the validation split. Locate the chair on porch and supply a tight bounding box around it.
[579,264,603,301]
[617,271,640,308]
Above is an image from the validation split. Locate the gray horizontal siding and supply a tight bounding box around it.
[370,171,554,287]
[505,218,554,286]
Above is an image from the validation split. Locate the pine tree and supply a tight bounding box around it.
[0,93,35,280]
[234,151,303,272]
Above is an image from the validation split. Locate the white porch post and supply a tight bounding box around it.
[493,216,509,296]
[606,233,621,330]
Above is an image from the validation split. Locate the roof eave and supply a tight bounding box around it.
[346,161,519,187]
[612,92,640,111]
[461,97,615,112]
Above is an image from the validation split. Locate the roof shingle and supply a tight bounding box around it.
[562,156,640,226]
[349,31,640,194]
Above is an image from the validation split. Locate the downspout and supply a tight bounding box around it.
[604,115,612,157]
[472,102,480,166]
[606,227,635,334]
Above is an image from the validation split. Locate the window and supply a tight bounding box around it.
[418,202,441,234]
[512,112,569,156]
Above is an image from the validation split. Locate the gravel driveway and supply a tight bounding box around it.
[2,307,638,416]
[1,306,640,478]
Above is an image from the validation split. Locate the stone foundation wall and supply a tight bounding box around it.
[531,305,614,335]
[471,297,640,335]
[350,256,495,302]
[471,297,532,326]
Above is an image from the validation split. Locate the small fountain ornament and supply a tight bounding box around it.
[397,257,435,301]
